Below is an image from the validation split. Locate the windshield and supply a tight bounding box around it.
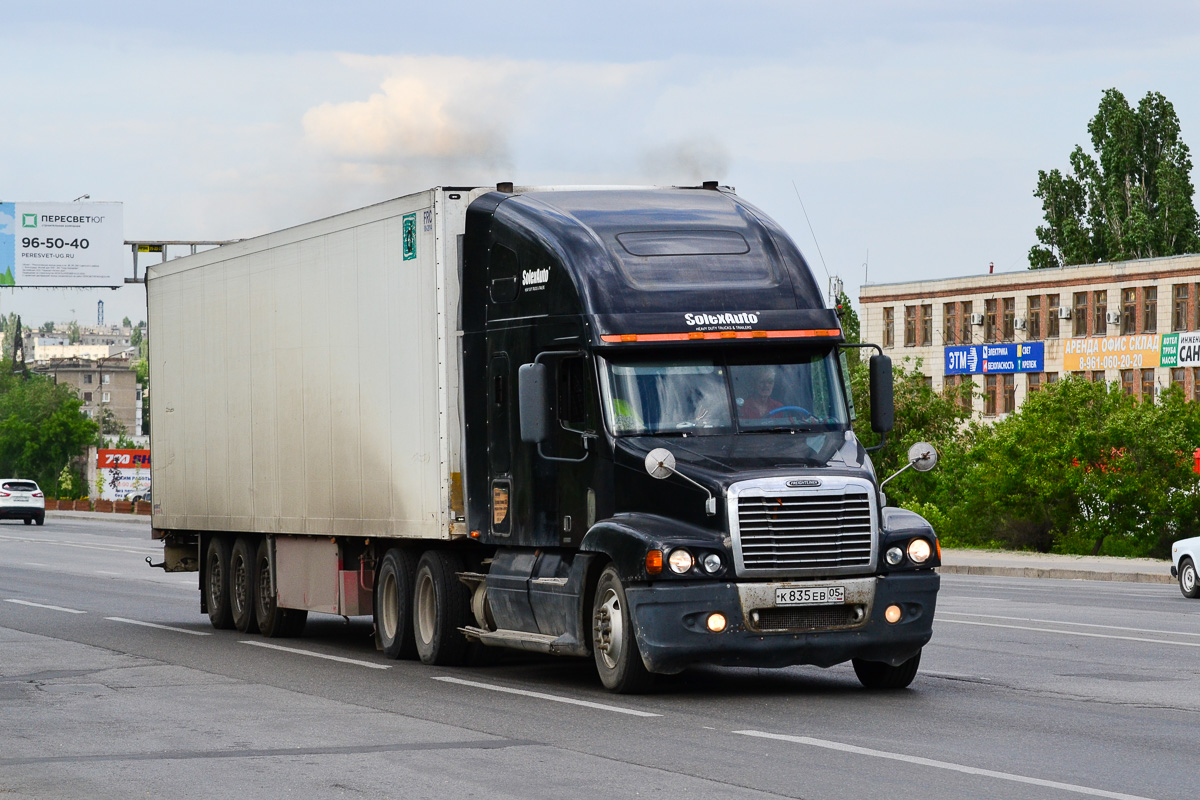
[600,350,850,436]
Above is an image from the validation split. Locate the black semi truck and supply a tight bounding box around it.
[148,183,940,692]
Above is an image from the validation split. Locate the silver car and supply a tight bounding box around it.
[0,479,45,526]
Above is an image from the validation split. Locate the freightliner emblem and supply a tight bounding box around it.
[786,479,821,487]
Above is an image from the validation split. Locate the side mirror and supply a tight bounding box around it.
[908,441,938,472]
[517,363,549,443]
[869,354,894,433]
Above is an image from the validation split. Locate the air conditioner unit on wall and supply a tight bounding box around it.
[1057,306,1072,319]
[970,313,984,326]
[1014,317,1027,331]
[1106,311,1121,325]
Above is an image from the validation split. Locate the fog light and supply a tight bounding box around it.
[886,546,904,565]
[885,604,902,623]
[706,612,727,632]
[702,553,723,573]
[668,549,694,574]
[907,539,932,564]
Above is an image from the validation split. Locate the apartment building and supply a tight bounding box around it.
[859,253,1200,417]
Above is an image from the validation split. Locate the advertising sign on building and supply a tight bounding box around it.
[944,342,1044,375]
[1161,332,1200,367]
[0,202,124,287]
[95,449,151,501]
[1062,334,1161,371]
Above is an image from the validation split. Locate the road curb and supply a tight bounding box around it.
[937,564,1173,584]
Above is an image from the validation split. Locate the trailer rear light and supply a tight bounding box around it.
[646,550,663,575]
[706,612,727,632]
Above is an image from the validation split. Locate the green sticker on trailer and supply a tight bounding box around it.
[402,213,417,261]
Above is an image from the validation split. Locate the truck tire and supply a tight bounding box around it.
[412,550,470,666]
[204,536,235,630]
[1180,558,1200,599]
[375,548,418,659]
[591,565,653,694]
[254,538,307,637]
[852,649,922,690]
[229,536,260,634]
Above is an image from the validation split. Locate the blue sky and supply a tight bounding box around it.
[2,1,1198,328]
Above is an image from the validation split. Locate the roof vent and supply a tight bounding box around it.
[702,181,719,191]
[496,182,514,193]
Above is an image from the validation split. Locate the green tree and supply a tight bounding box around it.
[39,321,54,335]
[67,320,81,344]
[1030,88,1200,268]
[122,316,132,328]
[0,362,98,490]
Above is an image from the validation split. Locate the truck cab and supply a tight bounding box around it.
[457,185,939,691]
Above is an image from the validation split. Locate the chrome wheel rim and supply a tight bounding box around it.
[380,570,398,641]
[256,556,272,620]
[208,553,223,607]
[1185,565,1196,594]
[593,588,624,670]
[231,554,247,616]
[416,570,436,645]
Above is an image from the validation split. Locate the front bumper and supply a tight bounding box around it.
[623,572,939,674]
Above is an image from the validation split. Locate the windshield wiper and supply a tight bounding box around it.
[743,425,814,434]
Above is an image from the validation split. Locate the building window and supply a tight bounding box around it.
[1002,297,1015,341]
[83,374,93,384]
[883,307,894,348]
[904,306,917,347]
[1194,367,1200,402]
[920,304,933,346]
[923,375,933,390]
[1027,296,1042,340]
[1073,292,1088,337]
[960,301,973,343]
[1143,286,1157,332]
[1002,374,1015,413]
[944,303,958,345]
[1140,368,1155,399]
[1046,294,1060,338]
[1091,371,1106,384]
[102,374,111,385]
[1174,285,1189,332]
[1092,290,1107,335]
[1071,371,1086,379]
[1027,373,1041,394]
[1121,369,1135,395]
[1122,288,1137,334]
[83,391,92,402]
[984,374,997,416]
[945,374,972,410]
[1172,368,1186,392]
[985,299,998,343]
[102,392,111,403]
[1045,372,1059,384]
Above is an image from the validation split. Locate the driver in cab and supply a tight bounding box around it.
[737,366,783,419]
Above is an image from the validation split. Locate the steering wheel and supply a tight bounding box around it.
[767,405,812,418]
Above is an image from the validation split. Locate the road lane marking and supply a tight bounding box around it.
[106,617,210,636]
[0,533,155,555]
[734,730,1157,800]
[940,618,1200,648]
[95,570,121,576]
[240,640,391,669]
[432,676,662,717]
[941,611,1200,638]
[4,599,86,614]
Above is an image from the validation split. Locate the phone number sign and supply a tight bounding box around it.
[0,202,124,287]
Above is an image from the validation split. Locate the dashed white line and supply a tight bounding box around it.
[106,617,210,636]
[240,640,391,669]
[734,730,1156,800]
[940,618,1200,648]
[4,599,86,614]
[432,676,662,717]
[941,610,1200,638]
[95,570,121,576]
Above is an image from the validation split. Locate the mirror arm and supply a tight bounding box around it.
[668,468,717,516]
[864,430,886,454]
[879,457,913,490]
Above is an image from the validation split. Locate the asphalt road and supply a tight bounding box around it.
[0,516,1194,800]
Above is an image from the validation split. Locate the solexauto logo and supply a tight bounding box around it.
[684,312,759,327]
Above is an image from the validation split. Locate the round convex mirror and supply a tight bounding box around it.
[907,441,939,472]
[645,448,677,479]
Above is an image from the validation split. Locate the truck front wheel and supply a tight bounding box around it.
[852,649,921,690]
[376,548,418,659]
[412,550,470,666]
[204,536,235,630]
[229,537,260,634]
[591,566,652,694]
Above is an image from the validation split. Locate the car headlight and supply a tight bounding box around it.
[886,546,904,565]
[702,553,723,573]
[668,549,694,574]
[907,538,932,564]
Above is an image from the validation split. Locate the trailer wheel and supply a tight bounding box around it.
[375,548,418,659]
[852,649,922,690]
[254,538,307,637]
[229,537,260,634]
[204,536,235,630]
[412,550,470,666]
[1180,558,1200,599]
[591,565,653,694]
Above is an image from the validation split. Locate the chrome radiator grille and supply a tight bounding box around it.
[731,482,875,576]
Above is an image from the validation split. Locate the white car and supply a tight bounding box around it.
[0,479,45,526]
[1172,536,1200,598]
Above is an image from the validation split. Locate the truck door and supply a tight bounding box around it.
[550,353,598,546]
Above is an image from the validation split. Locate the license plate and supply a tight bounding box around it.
[12,498,28,503]
[775,585,845,606]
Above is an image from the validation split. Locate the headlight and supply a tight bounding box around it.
[886,546,904,566]
[702,553,723,573]
[668,549,694,574]
[907,538,932,564]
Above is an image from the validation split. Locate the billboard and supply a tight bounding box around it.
[1161,332,1200,367]
[0,202,124,287]
[944,342,1044,375]
[1062,334,1160,371]
[95,449,151,501]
